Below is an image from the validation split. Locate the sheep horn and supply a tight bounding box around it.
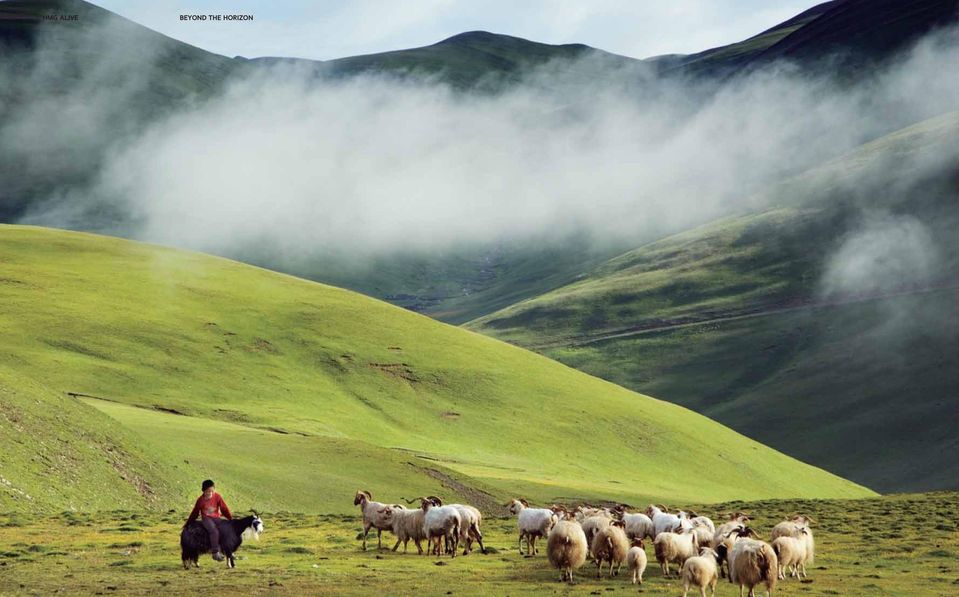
[251,509,260,518]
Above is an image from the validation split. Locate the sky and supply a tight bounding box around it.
[91,0,818,61]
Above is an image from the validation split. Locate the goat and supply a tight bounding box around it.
[180,512,263,569]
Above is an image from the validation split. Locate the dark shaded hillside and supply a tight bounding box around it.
[657,0,959,78]
[752,0,959,68]
[469,113,959,492]
[0,0,241,221]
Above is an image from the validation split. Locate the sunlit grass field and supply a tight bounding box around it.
[2,493,956,595]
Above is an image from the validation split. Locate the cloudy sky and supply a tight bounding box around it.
[92,0,817,60]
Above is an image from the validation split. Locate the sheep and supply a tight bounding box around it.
[772,528,811,580]
[591,520,629,578]
[615,507,655,542]
[180,512,264,569]
[388,505,428,554]
[690,512,716,533]
[770,514,815,541]
[422,496,461,558]
[581,515,612,554]
[575,505,613,522]
[626,538,647,585]
[728,537,778,597]
[654,526,700,577]
[647,504,692,538]
[680,547,721,597]
[547,519,589,582]
[690,522,714,551]
[770,515,814,576]
[507,498,557,556]
[354,490,394,550]
[451,503,486,555]
[713,513,752,549]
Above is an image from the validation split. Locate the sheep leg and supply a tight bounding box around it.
[377,528,382,550]
[608,561,614,577]
[699,585,707,597]
[414,538,423,555]
[473,527,486,554]
[361,522,371,550]
[682,582,689,597]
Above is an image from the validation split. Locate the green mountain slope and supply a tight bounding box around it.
[468,113,959,493]
[0,225,871,512]
[0,367,188,510]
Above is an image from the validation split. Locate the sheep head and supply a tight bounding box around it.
[631,538,645,549]
[353,490,372,506]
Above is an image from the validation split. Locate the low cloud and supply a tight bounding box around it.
[6,19,959,272]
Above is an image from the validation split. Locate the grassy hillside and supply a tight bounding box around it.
[0,367,189,511]
[469,113,959,493]
[2,492,956,595]
[0,225,870,513]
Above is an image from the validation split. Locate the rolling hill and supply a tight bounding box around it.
[0,225,871,512]
[468,113,959,493]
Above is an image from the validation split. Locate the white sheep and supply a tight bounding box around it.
[547,519,589,582]
[681,547,720,597]
[591,521,629,578]
[728,537,778,597]
[388,504,427,554]
[690,512,716,533]
[421,496,461,558]
[353,490,394,550]
[772,528,811,579]
[507,498,556,556]
[770,515,815,577]
[654,526,700,577]
[626,538,647,584]
[618,509,655,542]
[450,503,486,555]
[647,504,692,538]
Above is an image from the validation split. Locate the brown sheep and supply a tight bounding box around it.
[729,537,778,597]
[547,519,589,582]
[591,520,629,578]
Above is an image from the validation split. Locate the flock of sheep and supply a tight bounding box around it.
[354,491,815,596]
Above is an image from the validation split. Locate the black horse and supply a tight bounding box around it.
[180,512,264,568]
